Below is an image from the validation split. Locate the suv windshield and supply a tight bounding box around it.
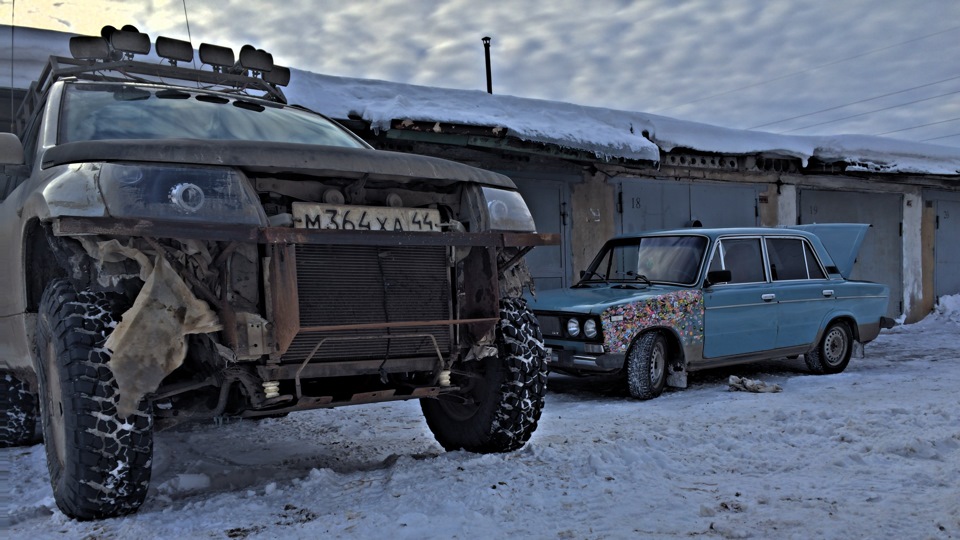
[59,83,367,148]
[585,235,707,285]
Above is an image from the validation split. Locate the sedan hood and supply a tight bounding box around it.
[526,284,685,315]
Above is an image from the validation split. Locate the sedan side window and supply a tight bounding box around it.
[710,238,766,284]
[766,238,827,280]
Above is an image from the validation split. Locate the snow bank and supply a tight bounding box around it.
[934,294,960,323]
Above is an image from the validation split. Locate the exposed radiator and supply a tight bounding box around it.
[281,244,452,364]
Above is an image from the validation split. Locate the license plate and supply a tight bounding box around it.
[293,203,442,232]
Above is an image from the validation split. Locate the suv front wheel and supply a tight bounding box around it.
[35,280,154,520]
[421,298,547,453]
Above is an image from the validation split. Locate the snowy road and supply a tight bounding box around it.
[3,301,959,539]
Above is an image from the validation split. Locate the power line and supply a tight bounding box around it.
[655,25,960,113]
[777,89,960,134]
[748,74,960,130]
[920,132,960,142]
[875,116,960,136]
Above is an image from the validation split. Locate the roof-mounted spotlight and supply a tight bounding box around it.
[69,35,110,60]
[199,43,235,71]
[239,45,273,72]
[264,65,291,86]
[156,36,194,65]
[110,26,151,56]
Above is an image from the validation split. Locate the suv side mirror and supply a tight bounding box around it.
[705,270,732,287]
[0,133,24,165]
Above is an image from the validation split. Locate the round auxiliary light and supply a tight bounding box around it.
[584,319,598,339]
[169,183,205,213]
[566,318,581,338]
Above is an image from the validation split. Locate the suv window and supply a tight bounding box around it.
[709,237,766,284]
[59,83,367,148]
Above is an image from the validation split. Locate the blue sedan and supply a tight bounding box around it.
[527,225,893,400]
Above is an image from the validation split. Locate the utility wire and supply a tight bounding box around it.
[920,132,960,142]
[655,25,960,113]
[778,89,960,134]
[748,74,960,129]
[875,116,960,136]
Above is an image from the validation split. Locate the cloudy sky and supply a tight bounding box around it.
[4,0,959,147]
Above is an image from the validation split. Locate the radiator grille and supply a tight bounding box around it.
[282,244,452,363]
[538,315,562,338]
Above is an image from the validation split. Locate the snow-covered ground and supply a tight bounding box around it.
[3,298,959,539]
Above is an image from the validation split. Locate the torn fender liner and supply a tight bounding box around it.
[106,257,222,416]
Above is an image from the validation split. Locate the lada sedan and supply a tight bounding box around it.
[528,225,893,399]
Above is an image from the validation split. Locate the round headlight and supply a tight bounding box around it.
[584,319,598,339]
[169,182,205,213]
[566,318,581,338]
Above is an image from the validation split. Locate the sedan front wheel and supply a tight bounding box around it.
[626,332,667,400]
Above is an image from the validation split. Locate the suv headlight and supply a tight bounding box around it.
[97,163,266,225]
[481,186,536,232]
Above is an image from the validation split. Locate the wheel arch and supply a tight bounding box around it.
[818,313,860,344]
[23,219,70,313]
[629,325,686,369]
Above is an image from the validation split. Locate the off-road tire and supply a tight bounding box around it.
[421,297,547,453]
[626,332,667,400]
[35,280,153,520]
[804,321,853,375]
[0,372,37,447]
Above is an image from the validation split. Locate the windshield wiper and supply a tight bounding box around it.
[626,271,651,286]
[573,270,609,288]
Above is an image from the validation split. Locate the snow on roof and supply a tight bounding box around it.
[4,24,960,176]
[285,70,960,175]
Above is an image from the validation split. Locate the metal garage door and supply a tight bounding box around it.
[935,199,960,300]
[618,179,759,234]
[514,176,571,291]
[798,190,902,317]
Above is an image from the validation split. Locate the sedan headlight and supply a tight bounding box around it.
[481,186,536,232]
[97,163,266,225]
[566,318,581,338]
[584,319,598,339]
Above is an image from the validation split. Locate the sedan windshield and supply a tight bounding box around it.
[584,235,707,285]
[59,83,367,148]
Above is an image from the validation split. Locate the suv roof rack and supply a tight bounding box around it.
[15,25,291,134]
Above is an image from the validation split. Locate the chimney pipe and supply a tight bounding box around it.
[482,36,492,94]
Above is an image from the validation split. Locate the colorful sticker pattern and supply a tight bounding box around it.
[601,290,704,353]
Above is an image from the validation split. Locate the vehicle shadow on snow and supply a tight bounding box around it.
[142,411,444,511]
[546,356,812,399]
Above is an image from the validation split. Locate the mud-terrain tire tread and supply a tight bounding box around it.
[626,332,667,400]
[421,297,547,453]
[35,280,153,520]
[804,321,853,375]
[0,372,37,447]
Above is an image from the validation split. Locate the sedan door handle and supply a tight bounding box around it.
[761,293,776,302]
[822,289,834,297]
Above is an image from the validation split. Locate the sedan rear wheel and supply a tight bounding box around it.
[804,321,853,375]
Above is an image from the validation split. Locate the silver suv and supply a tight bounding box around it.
[0,26,552,520]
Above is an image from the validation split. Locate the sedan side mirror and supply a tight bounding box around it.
[705,270,732,287]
